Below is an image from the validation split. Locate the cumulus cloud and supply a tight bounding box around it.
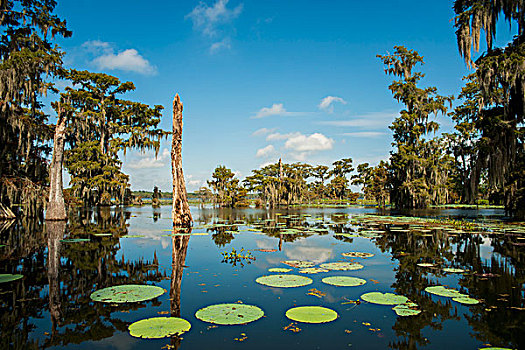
[93,49,157,75]
[266,131,301,141]
[252,103,305,119]
[127,148,170,169]
[83,41,156,75]
[284,133,334,152]
[318,96,347,113]
[186,0,243,37]
[256,145,276,158]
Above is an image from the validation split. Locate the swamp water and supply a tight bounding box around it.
[0,205,524,349]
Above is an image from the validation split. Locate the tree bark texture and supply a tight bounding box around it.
[171,94,193,227]
[46,111,67,221]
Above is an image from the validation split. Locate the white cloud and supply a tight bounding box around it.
[127,148,170,169]
[186,174,204,188]
[256,145,276,158]
[82,40,112,53]
[92,48,157,75]
[186,0,243,37]
[342,131,386,137]
[284,133,334,152]
[252,127,276,136]
[210,37,231,53]
[252,103,306,119]
[266,132,301,141]
[318,96,347,113]
[321,111,397,129]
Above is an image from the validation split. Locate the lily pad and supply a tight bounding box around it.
[256,274,313,288]
[425,285,467,298]
[453,296,480,305]
[281,260,315,268]
[285,306,338,324]
[90,284,165,303]
[298,268,329,274]
[443,268,465,273]
[342,252,374,258]
[322,276,367,287]
[268,268,292,273]
[93,233,112,237]
[319,262,364,271]
[361,292,408,305]
[393,303,421,316]
[0,274,23,283]
[129,317,191,338]
[121,235,145,238]
[417,263,435,267]
[195,303,264,325]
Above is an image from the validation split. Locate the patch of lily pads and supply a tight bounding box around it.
[285,306,338,323]
[268,268,292,273]
[129,317,191,338]
[90,284,165,303]
[319,262,364,271]
[361,292,408,305]
[195,303,264,325]
[392,302,422,316]
[425,285,481,305]
[322,276,367,287]
[298,267,329,274]
[256,274,313,288]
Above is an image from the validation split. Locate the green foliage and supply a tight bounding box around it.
[221,247,255,267]
[0,0,71,216]
[60,70,169,206]
[378,46,454,209]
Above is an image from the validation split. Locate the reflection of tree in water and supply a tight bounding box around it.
[0,208,167,348]
[373,225,524,350]
[169,230,190,349]
[455,234,525,349]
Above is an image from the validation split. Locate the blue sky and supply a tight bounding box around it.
[53,0,484,192]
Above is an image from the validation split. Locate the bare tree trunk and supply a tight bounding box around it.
[169,233,189,349]
[46,111,67,221]
[171,94,193,227]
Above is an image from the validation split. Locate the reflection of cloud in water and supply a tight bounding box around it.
[161,237,170,249]
[480,236,494,261]
[255,239,278,250]
[285,245,333,264]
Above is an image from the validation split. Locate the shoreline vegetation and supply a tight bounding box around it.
[0,0,523,220]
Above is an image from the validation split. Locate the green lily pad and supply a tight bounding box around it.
[335,233,359,238]
[425,285,467,298]
[60,238,90,243]
[453,296,480,305]
[129,317,191,338]
[478,348,513,350]
[93,233,112,237]
[443,268,465,273]
[417,263,435,267]
[121,235,145,238]
[361,292,408,305]
[393,303,421,316]
[322,276,367,287]
[285,306,338,323]
[298,267,329,274]
[90,284,165,303]
[268,268,292,273]
[195,303,264,325]
[342,252,374,258]
[319,262,364,271]
[281,260,315,268]
[256,274,313,288]
[0,274,23,283]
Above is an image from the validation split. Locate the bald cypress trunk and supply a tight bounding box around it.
[46,111,67,221]
[171,94,193,227]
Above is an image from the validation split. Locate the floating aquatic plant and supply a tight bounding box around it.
[281,260,315,268]
[128,317,191,338]
[195,303,264,325]
[285,306,338,323]
[298,267,329,274]
[342,252,374,258]
[0,274,23,283]
[319,262,364,271]
[268,268,292,273]
[360,292,408,305]
[221,248,255,267]
[255,274,313,288]
[90,284,165,303]
[322,276,367,287]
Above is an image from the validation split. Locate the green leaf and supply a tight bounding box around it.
[322,276,367,287]
[0,274,23,283]
[255,274,313,288]
[195,303,264,325]
[90,284,165,303]
[319,262,364,271]
[129,317,191,338]
[285,306,338,323]
[361,292,408,305]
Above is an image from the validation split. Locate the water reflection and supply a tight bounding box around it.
[0,207,523,349]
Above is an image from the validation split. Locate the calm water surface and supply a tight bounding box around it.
[0,205,523,349]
